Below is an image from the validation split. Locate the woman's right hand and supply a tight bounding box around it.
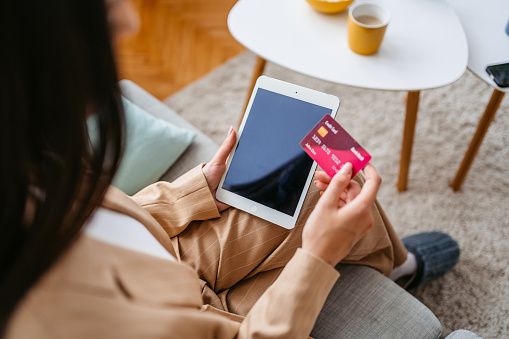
[302,162,381,267]
[314,170,361,208]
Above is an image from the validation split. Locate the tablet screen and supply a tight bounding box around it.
[222,88,332,216]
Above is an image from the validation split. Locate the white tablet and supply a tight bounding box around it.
[216,76,340,229]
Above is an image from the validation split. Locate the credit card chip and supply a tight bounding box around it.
[318,126,328,138]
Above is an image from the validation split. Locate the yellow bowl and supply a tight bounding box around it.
[306,0,354,14]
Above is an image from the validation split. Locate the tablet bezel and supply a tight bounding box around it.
[215,76,340,229]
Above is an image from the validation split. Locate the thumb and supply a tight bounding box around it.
[211,127,236,165]
[321,163,353,207]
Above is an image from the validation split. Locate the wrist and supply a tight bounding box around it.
[302,230,356,267]
[301,247,335,267]
[301,245,349,267]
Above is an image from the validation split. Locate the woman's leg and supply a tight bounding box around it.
[176,174,407,294]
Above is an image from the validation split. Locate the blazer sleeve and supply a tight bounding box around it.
[131,164,220,238]
[237,248,340,339]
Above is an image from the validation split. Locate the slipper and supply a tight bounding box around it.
[401,231,460,290]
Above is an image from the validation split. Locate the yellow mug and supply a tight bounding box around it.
[348,2,391,55]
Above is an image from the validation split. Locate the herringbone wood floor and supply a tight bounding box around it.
[115,0,245,100]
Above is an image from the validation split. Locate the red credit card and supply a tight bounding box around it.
[300,114,371,179]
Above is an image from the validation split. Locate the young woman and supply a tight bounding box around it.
[0,0,460,338]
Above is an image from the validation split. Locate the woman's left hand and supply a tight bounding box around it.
[202,126,237,212]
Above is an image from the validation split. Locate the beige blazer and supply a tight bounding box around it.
[7,165,404,338]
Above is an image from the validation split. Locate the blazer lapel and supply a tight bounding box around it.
[100,186,178,258]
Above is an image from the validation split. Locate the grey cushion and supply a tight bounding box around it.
[119,79,219,183]
[312,264,442,339]
[445,330,482,339]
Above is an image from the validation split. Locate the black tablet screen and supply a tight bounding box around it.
[222,88,332,216]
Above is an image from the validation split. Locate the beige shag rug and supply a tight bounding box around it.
[165,51,509,338]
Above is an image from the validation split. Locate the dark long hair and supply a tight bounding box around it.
[0,0,124,331]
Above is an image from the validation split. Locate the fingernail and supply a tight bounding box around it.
[228,126,234,135]
[339,162,352,175]
[320,191,324,196]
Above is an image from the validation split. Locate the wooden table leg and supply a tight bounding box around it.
[450,89,505,191]
[397,90,421,192]
[238,56,267,127]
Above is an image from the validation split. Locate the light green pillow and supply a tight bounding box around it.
[111,97,196,195]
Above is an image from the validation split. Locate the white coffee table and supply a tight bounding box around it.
[228,0,468,191]
[446,0,509,191]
